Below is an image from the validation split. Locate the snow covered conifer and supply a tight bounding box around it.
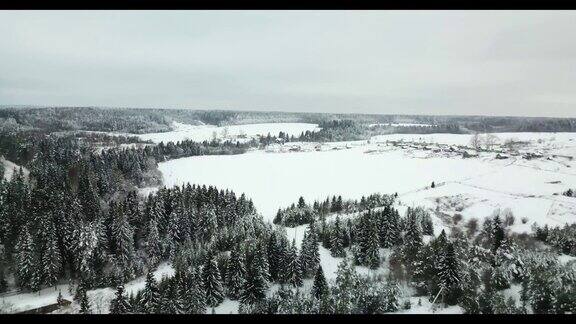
[266,232,281,281]
[15,226,36,289]
[40,218,62,288]
[109,285,131,314]
[140,272,160,313]
[312,265,329,299]
[300,223,320,278]
[333,257,357,313]
[144,218,162,267]
[79,288,91,314]
[288,239,303,287]
[202,253,224,307]
[225,245,246,299]
[438,242,461,305]
[330,216,346,257]
[184,267,206,314]
[240,253,268,304]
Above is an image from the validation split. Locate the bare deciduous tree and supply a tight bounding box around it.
[470,133,482,150]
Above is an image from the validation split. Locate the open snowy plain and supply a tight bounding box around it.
[157,129,576,235]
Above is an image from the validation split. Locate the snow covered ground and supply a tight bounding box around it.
[130,122,321,144]
[0,156,29,181]
[0,263,175,314]
[369,123,435,128]
[158,132,576,232]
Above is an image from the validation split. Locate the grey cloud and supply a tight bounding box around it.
[0,10,575,117]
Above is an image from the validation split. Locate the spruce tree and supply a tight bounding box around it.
[240,253,268,304]
[201,253,224,307]
[266,232,281,282]
[312,265,329,299]
[144,218,162,267]
[109,285,131,314]
[300,223,320,278]
[438,242,461,305]
[225,245,246,300]
[15,226,36,290]
[184,267,206,314]
[40,218,62,288]
[288,239,303,287]
[140,272,160,313]
[111,203,135,280]
[330,217,346,257]
[79,288,91,314]
[492,215,505,252]
[333,257,357,313]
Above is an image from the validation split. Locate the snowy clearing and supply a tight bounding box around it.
[0,263,175,314]
[159,132,576,232]
[0,156,29,181]
[129,122,321,144]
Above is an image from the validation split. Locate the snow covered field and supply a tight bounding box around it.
[134,122,321,144]
[158,132,576,234]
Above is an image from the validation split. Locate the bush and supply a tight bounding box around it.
[465,218,479,237]
[503,209,515,227]
[453,214,463,225]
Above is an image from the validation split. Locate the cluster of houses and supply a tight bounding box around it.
[265,142,358,153]
[380,139,567,162]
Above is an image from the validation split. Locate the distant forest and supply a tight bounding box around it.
[1,106,576,136]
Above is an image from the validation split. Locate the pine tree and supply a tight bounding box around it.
[240,252,268,304]
[144,218,162,267]
[15,226,36,290]
[40,218,62,288]
[384,279,400,312]
[437,242,461,305]
[491,214,505,252]
[225,245,246,300]
[109,285,131,314]
[202,253,224,307]
[365,219,380,269]
[166,280,186,314]
[287,239,303,287]
[79,287,91,314]
[333,257,357,313]
[300,223,320,278]
[140,272,160,313]
[312,265,329,299]
[330,217,346,257]
[379,207,401,248]
[266,232,281,282]
[0,267,7,293]
[184,267,206,314]
[111,203,135,280]
[402,208,423,266]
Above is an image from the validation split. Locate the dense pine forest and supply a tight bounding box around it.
[0,107,575,314]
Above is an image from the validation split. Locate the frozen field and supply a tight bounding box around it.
[134,122,321,143]
[158,139,575,231]
[158,132,576,232]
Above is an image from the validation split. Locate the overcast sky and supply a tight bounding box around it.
[0,10,575,117]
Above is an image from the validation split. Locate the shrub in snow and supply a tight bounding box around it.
[452,214,463,225]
